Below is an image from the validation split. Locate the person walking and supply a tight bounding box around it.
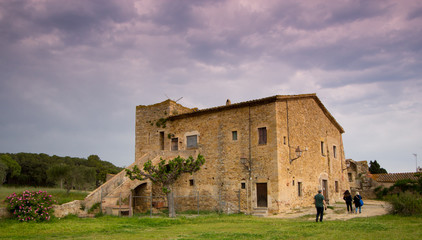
[343,190,353,213]
[314,189,326,222]
[353,192,362,214]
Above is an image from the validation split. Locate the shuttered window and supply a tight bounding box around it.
[258,127,267,145]
[232,131,238,141]
[187,135,198,149]
[171,138,178,151]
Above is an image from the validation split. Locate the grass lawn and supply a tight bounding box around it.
[0,214,421,240]
[0,186,89,206]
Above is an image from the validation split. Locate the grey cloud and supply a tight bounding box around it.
[407,5,422,20]
[268,0,389,30]
[1,0,421,171]
[0,0,136,46]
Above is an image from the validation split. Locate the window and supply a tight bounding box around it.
[292,180,295,186]
[333,145,337,158]
[283,136,287,145]
[321,141,325,156]
[232,131,238,141]
[186,135,198,149]
[171,138,178,151]
[348,173,353,182]
[241,182,246,189]
[335,181,339,193]
[298,182,302,197]
[258,127,267,145]
[159,132,164,150]
[189,179,194,186]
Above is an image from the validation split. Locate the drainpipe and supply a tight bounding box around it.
[248,106,252,214]
[286,101,291,160]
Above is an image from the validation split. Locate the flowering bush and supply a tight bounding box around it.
[6,190,56,222]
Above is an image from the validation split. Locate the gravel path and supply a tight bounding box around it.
[268,200,390,221]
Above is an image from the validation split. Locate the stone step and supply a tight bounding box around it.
[252,207,268,217]
[105,205,131,216]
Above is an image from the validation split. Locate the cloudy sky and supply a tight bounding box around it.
[1,0,421,172]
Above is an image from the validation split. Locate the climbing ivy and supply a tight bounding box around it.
[155,118,168,128]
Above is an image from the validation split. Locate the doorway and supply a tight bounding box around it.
[133,183,148,213]
[159,132,164,150]
[256,183,268,208]
[322,180,328,201]
[171,138,178,151]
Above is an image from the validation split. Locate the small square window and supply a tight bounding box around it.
[258,127,267,145]
[241,182,246,189]
[232,131,238,141]
[187,135,198,149]
[189,179,194,186]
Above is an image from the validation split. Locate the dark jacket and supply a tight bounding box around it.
[343,195,352,203]
[353,195,362,207]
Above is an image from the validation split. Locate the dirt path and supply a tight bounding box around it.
[268,200,390,221]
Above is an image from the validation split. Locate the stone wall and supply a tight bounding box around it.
[53,200,85,218]
[346,160,380,198]
[134,95,349,214]
[274,98,348,209]
[0,207,11,219]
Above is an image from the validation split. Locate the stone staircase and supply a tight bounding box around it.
[252,207,268,217]
[83,150,200,216]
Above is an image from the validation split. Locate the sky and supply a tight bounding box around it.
[0,0,421,173]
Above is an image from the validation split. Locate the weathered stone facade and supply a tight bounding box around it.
[346,160,375,198]
[134,94,349,214]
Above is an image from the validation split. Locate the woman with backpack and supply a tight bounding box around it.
[353,192,363,214]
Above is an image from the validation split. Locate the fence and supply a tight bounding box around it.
[104,190,244,217]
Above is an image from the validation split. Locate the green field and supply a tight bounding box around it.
[0,186,89,206]
[1,187,421,239]
[0,214,421,240]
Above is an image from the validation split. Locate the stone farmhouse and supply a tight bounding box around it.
[84,93,349,216]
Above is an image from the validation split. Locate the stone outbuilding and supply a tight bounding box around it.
[370,172,419,188]
[85,93,350,216]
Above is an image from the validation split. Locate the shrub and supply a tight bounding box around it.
[374,186,390,199]
[88,202,101,214]
[5,190,56,222]
[387,191,422,216]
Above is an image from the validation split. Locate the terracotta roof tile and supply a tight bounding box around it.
[371,172,419,182]
[168,93,345,133]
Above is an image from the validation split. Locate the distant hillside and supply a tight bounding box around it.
[0,152,123,191]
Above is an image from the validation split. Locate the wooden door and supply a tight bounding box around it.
[159,132,164,150]
[256,183,268,207]
[171,138,178,151]
[322,180,328,200]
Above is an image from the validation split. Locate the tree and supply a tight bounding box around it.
[73,165,97,190]
[0,161,7,185]
[2,152,122,187]
[0,154,21,183]
[126,154,205,218]
[47,165,73,193]
[87,154,121,187]
[369,160,387,174]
